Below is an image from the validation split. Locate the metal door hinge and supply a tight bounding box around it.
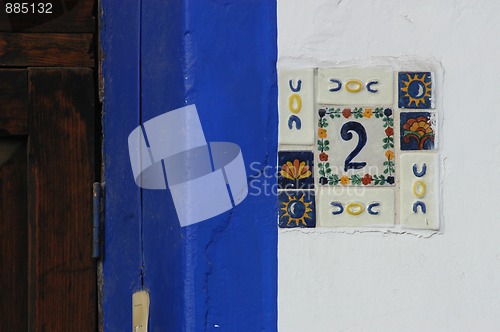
[93,182,103,259]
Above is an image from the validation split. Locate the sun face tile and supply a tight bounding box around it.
[398,72,433,109]
[317,187,395,227]
[317,67,393,106]
[278,151,314,190]
[316,107,395,187]
[400,112,436,151]
[400,153,439,230]
[278,68,315,145]
[278,191,316,228]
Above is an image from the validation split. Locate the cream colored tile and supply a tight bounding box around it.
[400,153,439,230]
[317,187,395,227]
[278,68,315,145]
[317,67,393,106]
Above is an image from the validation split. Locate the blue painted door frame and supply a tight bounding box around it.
[101,1,277,330]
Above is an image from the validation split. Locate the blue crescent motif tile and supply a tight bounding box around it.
[278,151,314,190]
[278,191,316,228]
[398,72,433,109]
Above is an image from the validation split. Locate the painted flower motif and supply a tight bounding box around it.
[318,128,327,138]
[363,108,373,118]
[384,108,393,117]
[385,150,395,160]
[386,176,395,184]
[361,174,372,185]
[318,108,326,118]
[385,126,394,136]
[280,159,312,181]
[342,108,352,118]
[402,116,433,138]
[319,152,328,161]
[340,175,350,185]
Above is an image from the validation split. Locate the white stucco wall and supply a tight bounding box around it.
[278,1,500,331]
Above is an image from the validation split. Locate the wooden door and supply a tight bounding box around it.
[0,1,98,331]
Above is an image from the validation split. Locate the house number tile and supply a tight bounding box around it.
[317,106,396,187]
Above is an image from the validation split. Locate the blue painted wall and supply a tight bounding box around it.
[102,0,277,330]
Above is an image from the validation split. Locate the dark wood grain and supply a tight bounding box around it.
[28,67,96,331]
[0,33,94,67]
[0,69,28,136]
[0,0,95,33]
[0,138,28,332]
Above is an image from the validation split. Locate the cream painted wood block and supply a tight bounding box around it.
[400,153,439,230]
[278,68,315,145]
[317,67,393,105]
[317,187,395,227]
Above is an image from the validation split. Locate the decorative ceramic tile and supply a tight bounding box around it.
[400,112,436,151]
[398,72,433,109]
[278,151,314,190]
[278,191,316,228]
[317,187,395,227]
[276,60,441,231]
[317,67,393,106]
[317,107,395,186]
[400,153,439,230]
[278,68,315,145]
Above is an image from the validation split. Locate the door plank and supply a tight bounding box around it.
[0,33,94,67]
[0,138,28,332]
[0,69,28,136]
[28,67,95,331]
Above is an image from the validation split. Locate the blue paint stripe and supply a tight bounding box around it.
[102,0,277,330]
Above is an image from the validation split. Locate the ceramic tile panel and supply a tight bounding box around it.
[399,153,439,230]
[278,190,316,228]
[276,60,441,231]
[317,187,395,227]
[317,67,393,106]
[398,72,434,109]
[278,151,314,190]
[400,112,437,151]
[317,107,395,186]
[278,68,315,145]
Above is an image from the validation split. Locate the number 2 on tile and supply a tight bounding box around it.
[340,121,367,172]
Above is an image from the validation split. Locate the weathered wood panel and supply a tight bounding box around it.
[0,69,28,136]
[0,138,28,332]
[0,33,94,67]
[28,67,95,331]
[0,0,95,33]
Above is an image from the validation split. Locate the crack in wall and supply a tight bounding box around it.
[203,209,234,331]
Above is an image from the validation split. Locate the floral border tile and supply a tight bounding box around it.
[317,107,395,186]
